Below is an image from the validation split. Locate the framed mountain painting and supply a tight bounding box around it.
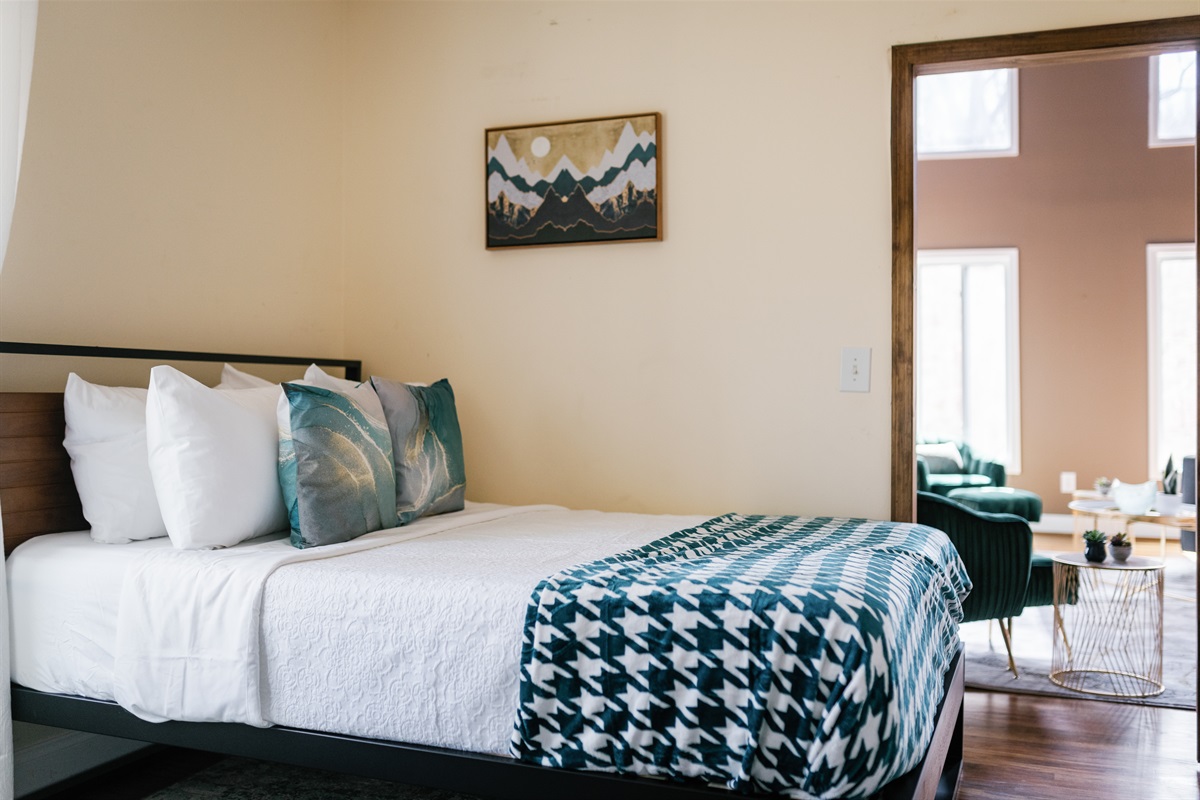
[485,113,661,249]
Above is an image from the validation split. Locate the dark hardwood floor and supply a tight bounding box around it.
[960,691,1198,800]
[36,690,1200,799]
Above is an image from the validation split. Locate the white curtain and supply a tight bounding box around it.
[0,3,38,799]
[1,0,37,265]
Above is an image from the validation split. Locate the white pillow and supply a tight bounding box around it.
[216,363,274,390]
[147,366,288,549]
[303,363,386,421]
[63,373,167,544]
[916,441,964,472]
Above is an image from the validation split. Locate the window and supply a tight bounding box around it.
[1150,51,1197,147]
[1148,243,1197,480]
[916,68,1019,159]
[916,248,1021,472]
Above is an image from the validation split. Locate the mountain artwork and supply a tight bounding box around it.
[485,113,661,248]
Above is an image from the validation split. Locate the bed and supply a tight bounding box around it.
[0,341,967,800]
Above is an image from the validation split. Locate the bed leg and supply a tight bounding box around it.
[937,701,964,800]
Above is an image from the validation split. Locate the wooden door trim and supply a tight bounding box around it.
[890,15,1200,523]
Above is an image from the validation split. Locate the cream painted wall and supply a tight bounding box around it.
[0,0,346,391]
[1,1,1193,519]
[343,1,1197,520]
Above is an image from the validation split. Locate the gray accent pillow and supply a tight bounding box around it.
[371,377,466,525]
[278,383,398,548]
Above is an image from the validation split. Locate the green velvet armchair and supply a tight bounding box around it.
[917,491,1051,677]
[916,440,1007,496]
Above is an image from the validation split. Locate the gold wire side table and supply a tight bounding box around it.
[1050,552,1165,698]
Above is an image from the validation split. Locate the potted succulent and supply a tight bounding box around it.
[1109,531,1132,563]
[1083,529,1108,563]
[1094,477,1113,497]
[1156,456,1182,517]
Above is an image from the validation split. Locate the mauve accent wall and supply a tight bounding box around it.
[917,56,1194,515]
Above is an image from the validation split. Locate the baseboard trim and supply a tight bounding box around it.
[1031,513,1074,534]
[1033,512,1187,540]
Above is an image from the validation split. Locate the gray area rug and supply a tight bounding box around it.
[145,757,480,800]
[962,555,1197,709]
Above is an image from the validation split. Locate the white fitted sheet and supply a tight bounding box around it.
[8,503,707,755]
[9,528,153,701]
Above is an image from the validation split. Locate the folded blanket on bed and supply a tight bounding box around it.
[511,515,971,800]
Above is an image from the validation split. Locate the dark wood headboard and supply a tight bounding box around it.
[0,392,85,555]
[0,342,362,555]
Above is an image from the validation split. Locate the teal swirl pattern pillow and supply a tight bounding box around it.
[371,377,466,525]
[278,383,398,548]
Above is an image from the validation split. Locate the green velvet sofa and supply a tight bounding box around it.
[916,440,1007,496]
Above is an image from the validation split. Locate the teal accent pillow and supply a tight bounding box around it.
[371,377,466,525]
[278,383,398,548]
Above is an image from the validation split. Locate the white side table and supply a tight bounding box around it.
[1050,552,1165,698]
[1066,499,1196,561]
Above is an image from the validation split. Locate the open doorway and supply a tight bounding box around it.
[891,12,1200,758]
[890,16,1199,524]
[915,55,1194,529]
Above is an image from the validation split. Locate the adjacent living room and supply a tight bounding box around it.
[913,49,1196,703]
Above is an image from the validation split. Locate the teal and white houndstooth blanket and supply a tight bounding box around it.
[511,515,971,799]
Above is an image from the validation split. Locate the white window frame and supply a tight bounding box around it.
[1147,242,1197,480]
[916,68,1020,161]
[916,247,1022,473]
[1149,51,1197,148]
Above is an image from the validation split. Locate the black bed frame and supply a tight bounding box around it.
[12,652,963,800]
[2,341,964,800]
[0,341,362,382]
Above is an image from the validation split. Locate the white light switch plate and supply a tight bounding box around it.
[840,347,871,392]
[1060,471,1077,494]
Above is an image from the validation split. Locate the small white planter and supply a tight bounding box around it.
[1155,492,1182,518]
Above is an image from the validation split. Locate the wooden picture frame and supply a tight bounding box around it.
[485,113,662,249]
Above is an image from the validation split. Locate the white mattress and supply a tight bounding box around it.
[8,503,707,755]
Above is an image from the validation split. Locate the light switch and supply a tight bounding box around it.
[840,347,871,392]
[1060,471,1077,494]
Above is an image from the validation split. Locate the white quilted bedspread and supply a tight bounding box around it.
[259,506,707,754]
